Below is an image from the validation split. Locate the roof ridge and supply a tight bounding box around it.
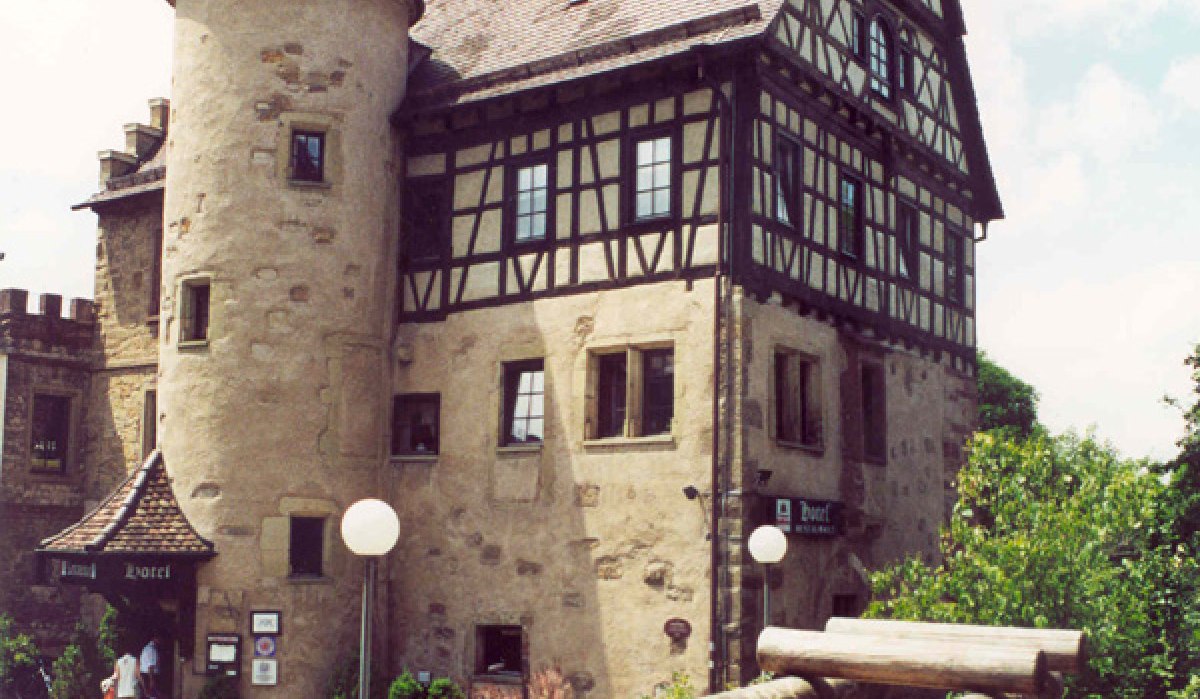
[412,3,762,101]
[38,454,145,550]
[90,450,160,551]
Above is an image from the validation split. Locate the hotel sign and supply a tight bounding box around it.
[771,497,844,536]
[59,560,96,582]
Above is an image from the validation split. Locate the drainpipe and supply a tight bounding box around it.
[693,43,737,695]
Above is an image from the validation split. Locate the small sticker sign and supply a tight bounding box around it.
[251,658,278,686]
[254,636,277,658]
[774,499,793,533]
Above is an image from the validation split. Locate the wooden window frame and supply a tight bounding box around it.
[508,161,553,245]
[945,231,964,304]
[851,11,867,60]
[898,49,915,97]
[289,130,326,184]
[502,359,545,446]
[896,203,918,281]
[838,176,864,259]
[179,277,211,345]
[391,393,441,457]
[474,624,525,679]
[868,16,894,100]
[626,128,679,225]
[586,344,675,441]
[774,135,802,227]
[773,350,822,450]
[30,393,71,474]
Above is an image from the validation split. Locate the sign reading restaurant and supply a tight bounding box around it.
[771,497,844,536]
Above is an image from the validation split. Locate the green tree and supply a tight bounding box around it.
[976,351,1039,437]
[0,614,41,695]
[867,430,1188,698]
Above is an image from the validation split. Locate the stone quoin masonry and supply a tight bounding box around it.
[3,0,1001,696]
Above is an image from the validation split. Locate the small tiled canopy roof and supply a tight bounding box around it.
[39,450,215,559]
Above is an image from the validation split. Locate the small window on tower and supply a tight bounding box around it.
[180,278,211,344]
[31,394,70,473]
[291,130,326,183]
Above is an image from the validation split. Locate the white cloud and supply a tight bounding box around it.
[1162,54,1200,114]
[1035,64,1162,161]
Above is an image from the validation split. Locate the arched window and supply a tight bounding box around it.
[869,18,891,99]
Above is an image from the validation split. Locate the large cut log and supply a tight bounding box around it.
[757,628,1047,695]
[824,619,1086,675]
[705,677,856,698]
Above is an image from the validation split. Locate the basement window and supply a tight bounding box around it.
[180,278,211,344]
[475,625,523,677]
[289,516,325,578]
[30,394,70,473]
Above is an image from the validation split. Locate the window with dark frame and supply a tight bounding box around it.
[775,352,820,447]
[288,516,325,578]
[642,349,674,436]
[391,394,440,456]
[514,164,549,242]
[897,204,918,280]
[946,233,963,303]
[596,353,627,439]
[634,136,673,220]
[869,18,892,99]
[31,394,69,473]
[404,178,448,262]
[181,279,210,343]
[290,130,325,183]
[861,362,887,463]
[503,360,545,445]
[476,625,523,677]
[899,49,915,96]
[774,137,801,226]
[839,177,863,258]
[142,390,157,459]
[851,12,867,59]
[149,229,162,317]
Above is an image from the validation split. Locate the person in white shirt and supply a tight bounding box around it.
[107,650,141,699]
[139,635,161,698]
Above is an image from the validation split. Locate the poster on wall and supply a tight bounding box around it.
[251,658,279,686]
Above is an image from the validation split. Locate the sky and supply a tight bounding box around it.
[0,0,1197,461]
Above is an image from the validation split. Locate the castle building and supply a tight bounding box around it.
[10,0,999,696]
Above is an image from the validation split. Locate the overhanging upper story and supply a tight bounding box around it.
[394,0,1000,364]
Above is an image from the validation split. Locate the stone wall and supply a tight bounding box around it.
[0,290,96,650]
[388,278,717,698]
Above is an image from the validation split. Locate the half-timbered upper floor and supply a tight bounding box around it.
[393,0,999,363]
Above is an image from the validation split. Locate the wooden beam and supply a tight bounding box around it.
[757,628,1047,695]
[705,677,856,698]
[824,619,1086,675]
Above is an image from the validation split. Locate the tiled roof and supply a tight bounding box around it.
[72,143,166,211]
[407,0,780,111]
[38,450,215,558]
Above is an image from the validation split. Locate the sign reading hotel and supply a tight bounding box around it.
[771,497,844,537]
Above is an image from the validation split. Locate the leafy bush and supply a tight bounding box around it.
[426,677,465,699]
[49,642,90,699]
[388,670,422,699]
[197,675,241,699]
[640,671,697,699]
[0,614,42,695]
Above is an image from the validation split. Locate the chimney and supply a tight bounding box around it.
[0,289,28,315]
[99,150,138,187]
[125,123,164,160]
[149,98,171,133]
[39,293,63,319]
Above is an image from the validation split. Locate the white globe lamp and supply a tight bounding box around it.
[341,498,400,699]
[748,525,788,631]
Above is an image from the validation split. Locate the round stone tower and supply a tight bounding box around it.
[159,0,420,694]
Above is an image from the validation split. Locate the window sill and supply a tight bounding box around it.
[287,179,332,190]
[145,314,160,328]
[390,454,438,466]
[496,443,543,455]
[29,468,68,477]
[178,339,209,351]
[583,434,675,450]
[776,439,824,456]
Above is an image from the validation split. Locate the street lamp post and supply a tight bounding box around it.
[747,525,788,629]
[341,499,400,699]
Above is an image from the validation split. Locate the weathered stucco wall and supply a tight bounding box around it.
[734,293,975,631]
[389,278,716,698]
[158,0,416,695]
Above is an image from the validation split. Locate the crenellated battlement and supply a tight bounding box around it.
[0,289,96,355]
